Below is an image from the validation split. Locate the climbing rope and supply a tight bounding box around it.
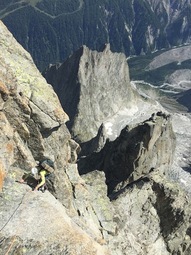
[1,189,30,255]
[0,190,29,232]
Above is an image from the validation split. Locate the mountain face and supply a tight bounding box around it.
[78,112,176,195]
[1,0,191,71]
[43,44,137,142]
[2,20,191,255]
[0,20,110,254]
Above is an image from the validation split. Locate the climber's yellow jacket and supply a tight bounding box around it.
[34,170,47,191]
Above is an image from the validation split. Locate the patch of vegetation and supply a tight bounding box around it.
[167,6,191,45]
[36,0,80,16]
[132,0,163,54]
[2,0,191,71]
[0,0,17,10]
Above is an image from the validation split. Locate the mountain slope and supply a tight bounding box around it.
[1,0,191,70]
[2,20,191,255]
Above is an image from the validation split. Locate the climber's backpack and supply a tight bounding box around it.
[39,158,55,174]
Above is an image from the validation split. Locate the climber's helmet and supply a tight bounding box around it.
[31,167,38,176]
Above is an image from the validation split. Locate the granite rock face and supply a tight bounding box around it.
[104,112,176,193]
[0,182,109,255]
[0,20,74,203]
[78,112,176,195]
[110,170,191,255]
[0,21,110,255]
[43,44,136,143]
[44,44,170,145]
[1,20,191,255]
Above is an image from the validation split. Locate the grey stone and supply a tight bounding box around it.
[1,19,191,255]
[43,44,135,142]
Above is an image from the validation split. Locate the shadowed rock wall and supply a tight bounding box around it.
[78,112,176,195]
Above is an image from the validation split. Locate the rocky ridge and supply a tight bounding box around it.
[43,44,136,142]
[43,44,164,143]
[1,20,191,255]
[78,112,176,194]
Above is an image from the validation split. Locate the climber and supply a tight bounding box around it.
[34,172,47,191]
[33,159,55,192]
[19,158,55,192]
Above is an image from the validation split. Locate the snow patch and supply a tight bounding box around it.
[105,122,113,136]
